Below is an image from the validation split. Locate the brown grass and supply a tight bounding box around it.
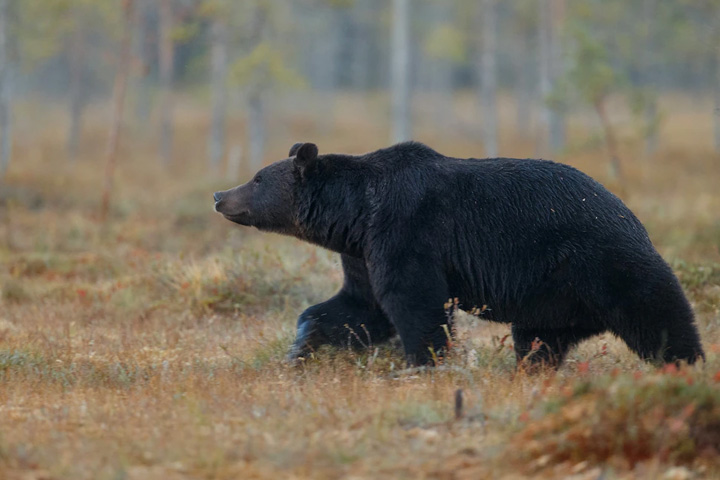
[0,92,719,479]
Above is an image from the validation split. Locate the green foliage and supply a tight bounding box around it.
[10,0,120,69]
[424,23,466,63]
[562,28,622,108]
[229,42,305,92]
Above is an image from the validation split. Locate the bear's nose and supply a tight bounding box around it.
[213,191,223,202]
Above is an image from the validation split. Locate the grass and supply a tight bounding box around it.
[0,92,719,479]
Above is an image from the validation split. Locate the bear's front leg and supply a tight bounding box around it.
[286,255,395,362]
[368,254,452,366]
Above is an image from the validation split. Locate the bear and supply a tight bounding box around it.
[213,141,705,368]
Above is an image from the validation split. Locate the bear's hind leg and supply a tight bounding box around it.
[608,309,704,366]
[604,256,704,365]
[512,325,605,370]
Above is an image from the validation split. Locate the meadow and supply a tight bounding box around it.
[1,94,719,479]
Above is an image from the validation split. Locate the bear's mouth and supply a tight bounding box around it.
[221,211,252,226]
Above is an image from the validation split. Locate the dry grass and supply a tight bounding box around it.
[0,93,719,479]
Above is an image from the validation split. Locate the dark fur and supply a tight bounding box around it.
[214,142,704,367]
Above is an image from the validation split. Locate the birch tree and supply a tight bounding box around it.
[133,0,153,127]
[208,12,228,172]
[391,0,411,143]
[479,0,498,157]
[157,0,175,165]
[101,0,135,220]
[66,15,87,161]
[230,1,303,171]
[0,0,9,181]
[715,6,720,152]
[511,0,537,138]
[538,0,565,153]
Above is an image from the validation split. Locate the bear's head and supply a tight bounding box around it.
[213,142,319,235]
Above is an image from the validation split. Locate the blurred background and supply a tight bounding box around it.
[0,0,718,259]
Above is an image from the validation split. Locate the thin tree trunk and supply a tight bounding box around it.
[0,0,10,181]
[67,27,86,162]
[311,8,338,133]
[516,30,534,138]
[158,0,174,165]
[247,92,265,171]
[645,100,658,155]
[425,2,453,130]
[101,0,134,221]
[480,0,498,157]
[538,0,565,154]
[351,0,372,91]
[642,0,658,156]
[537,0,552,155]
[715,12,720,153]
[133,0,152,126]
[391,0,411,143]
[226,144,242,182]
[208,16,228,172]
[548,0,565,152]
[594,98,623,184]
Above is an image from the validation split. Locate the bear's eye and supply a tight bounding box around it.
[253,175,262,184]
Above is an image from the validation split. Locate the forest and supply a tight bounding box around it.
[0,0,719,478]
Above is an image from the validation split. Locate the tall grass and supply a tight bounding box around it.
[0,94,718,479]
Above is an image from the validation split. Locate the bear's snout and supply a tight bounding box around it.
[213,191,224,203]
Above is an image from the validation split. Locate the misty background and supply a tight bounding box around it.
[0,0,719,215]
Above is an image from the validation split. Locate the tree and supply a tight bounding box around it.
[391,0,411,143]
[421,2,463,131]
[229,1,303,171]
[564,28,624,182]
[538,0,566,154]
[0,0,9,181]
[11,1,118,163]
[133,0,153,127]
[510,0,538,138]
[65,4,91,162]
[479,0,498,157]
[157,0,175,165]
[101,0,135,220]
[715,5,720,152]
[207,10,228,172]
[640,0,659,156]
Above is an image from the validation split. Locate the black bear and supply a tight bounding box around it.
[213,141,704,367]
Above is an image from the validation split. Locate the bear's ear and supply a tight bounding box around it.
[288,142,303,157]
[293,143,319,174]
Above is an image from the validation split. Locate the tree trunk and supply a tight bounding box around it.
[101,0,134,221]
[310,7,338,133]
[391,0,411,143]
[715,12,720,153]
[67,26,86,162]
[644,100,658,155]
[537,0,551,155]
[247,92,265,171]
[350,0,372,91]
[133,0,152,127]
[208,16,228,173]
[548,0,565,152]
[226,144,242,182]
[0,0,10,181]
[642,0,658,156]
[480,0,498,157]
[158,0,174,165]
[424,2,453,131]
[538,0,564,154]
[594,98,623,184]
[516,29,534,138]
